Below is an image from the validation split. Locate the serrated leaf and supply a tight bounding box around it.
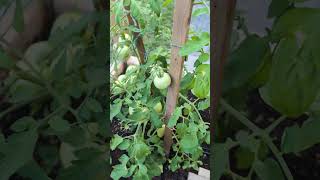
[194,53,209,67]
[281,116,320,154]
[180,132,198,154]
[56,149,107,180]
[86,98,103,113]
[130,0,141,19]
[192,65,210,99]
[150,0,162,16]
[17,160,51,180]
[110,101,122,120]
[118,139,131,150]
[272,8,320,41]
[9,80,44,103]
[263,35,320,117]
[167,107,182,128]
[114,1,124,25]
[150,110,162,128]
[192,7,209,17]
[129,140,151,163]
[110,135,124,150]
[10,116,37,132]
[197,98,210,110]
[179,32,209,56]
[223,35,269,92]
[162,0,172,7]
[254,159,285,180]
[0,129,38,180]
[49,116,70,133]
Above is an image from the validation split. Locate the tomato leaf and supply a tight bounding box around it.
[0,129,38,180]
[192,7,209,17]
[262,35,320,117]
[110,135,124,151]
[268,0,290,18]
[223,35,269,92]
[167,107,182,128]
[281,116,320,154]
[179,32,209,56]
[254,159,285,180]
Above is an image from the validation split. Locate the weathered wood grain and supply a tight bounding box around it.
[164,0,193,156]
[211,0,237,161]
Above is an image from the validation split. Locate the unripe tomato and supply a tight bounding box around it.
[116,75,126,84]
[126,56,140,66]
[183,103,192,116]
[157,125,165,138]
[117,45,130,60]
[153,73,171,90]
[153,102,163,113]
[126,65,139,74]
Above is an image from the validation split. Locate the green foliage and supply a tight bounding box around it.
[214,2,320,180]
[110,1,210,178]
[0,8,107,180]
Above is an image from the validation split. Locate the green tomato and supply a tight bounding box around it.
[153,102,163,113]
[157,125,165,138]
[126,65,139,74]
[183,108,190,116]
[117,45,130,60]
[116,75,126,84]
[153,73,171,90]
[183,103,192,116]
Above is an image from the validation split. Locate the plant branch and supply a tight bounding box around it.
[179,93,204,123]
[220,98,293,180]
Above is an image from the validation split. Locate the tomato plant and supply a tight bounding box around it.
[214,1,320,180]
[110,0,210,179]
[0,1,108,179]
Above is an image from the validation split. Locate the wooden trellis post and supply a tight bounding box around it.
[211,0,236,142]
[164,0,193,156]
[124,5,146,64]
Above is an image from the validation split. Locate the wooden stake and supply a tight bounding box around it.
[211,0,236,148]
[164,0,193,156]
[124,5,146,64]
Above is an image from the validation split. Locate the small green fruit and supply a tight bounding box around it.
[153,102,163,113]
[153,73,171,90]
[126,65,139,74]
[117,45,130,60]
[157,125,165,138]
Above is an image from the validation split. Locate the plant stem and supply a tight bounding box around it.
[220,99,261,133]
[220,98,293,180]
[263,135,294,180]
[266,115,286,133]
[179,93,204,123]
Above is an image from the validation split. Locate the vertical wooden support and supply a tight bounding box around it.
[164,0,193,156]
[124,5,146,64]
[211,0,236,148]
